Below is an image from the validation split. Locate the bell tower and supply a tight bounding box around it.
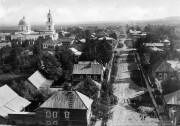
[46,9,54,32]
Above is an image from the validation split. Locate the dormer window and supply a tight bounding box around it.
[64,111,70,119]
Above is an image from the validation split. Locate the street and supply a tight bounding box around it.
[107,38,159,126]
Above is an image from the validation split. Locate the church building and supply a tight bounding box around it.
[11,10,58,41]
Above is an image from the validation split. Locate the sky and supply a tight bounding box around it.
[0,0,180,24]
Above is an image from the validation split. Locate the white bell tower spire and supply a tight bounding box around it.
[46,9,55,33]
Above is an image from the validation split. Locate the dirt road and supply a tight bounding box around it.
[106,39,159,126]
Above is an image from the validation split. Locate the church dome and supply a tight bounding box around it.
[18,16,29,25]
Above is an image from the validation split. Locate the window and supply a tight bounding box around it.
[49,26,51,30]
[64,111,70,119]
[53,121,58,125]
[53,112,57,118]
[159,73,162,79]
[46,121,51,125]
[46,111,51,118]
[94,75,97,80]
[80,75,83,79]
[49,18,50,22]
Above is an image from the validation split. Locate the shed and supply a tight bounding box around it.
[28,70,54,89]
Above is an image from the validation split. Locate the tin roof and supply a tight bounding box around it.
[166,60,180,70]
[43,39,55,45]
[73,77,101,90]
[28,70,54,89]
[163,39,170,43]
[164,90,180,105]
[98,37,115,41]
[39,91,93,110]
[150,46,164,51]
[0,85,31,118]
[152,61,174,72]
[73,64,103,75]
[144,43,164,47]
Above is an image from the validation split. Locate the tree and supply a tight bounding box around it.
[33,42,42,56]
[41,54,62,80]
[9,46,22,71]
[22,40,29,48]
[55,47,74,71]
[97,38,112,66]
[76,76,99,100]
[109,32,117,40]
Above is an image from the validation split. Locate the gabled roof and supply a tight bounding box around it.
[55,39,62,44]
[78,61,99,65]
[144,43,164,47]
[73,64,103,75]
[0,85,31,118]
[28,70,54,89]
[73,77,101,90]
[43,39,55,45]
[39,91,93,110]
[98,37,115,41]
[163,39,170,43]
[164,90,180,105]
[58,38,74,43]
[69,47,82,56]
[150,46,164,51]
[166,60,180,71]
[152,61,174,72]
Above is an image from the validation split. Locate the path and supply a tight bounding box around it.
[106,38,159,126]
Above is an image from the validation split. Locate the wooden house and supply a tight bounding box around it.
[43,39,62,49]
[59,38,74,46]
[73,61,104,83]
[144,43,164,50]
[151,60,174,80]
[151,60,180,80]
[36,90,93,126]
[164,90,180,125]
[8,112,37,125]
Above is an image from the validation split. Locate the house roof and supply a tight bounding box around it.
[28,70,54,89]
[43,39,55,45]
[69,47,82,56]
[0,85,31,118]
[58,38,74,43]
[98,37,115,41]
[129,30,142,34]
[164,90,180,105]
[73,64,103,75]
[163,39,170,43]
[144,43,164,47]
[79,39,86,43]
[152,61,174,72]
[150,46,164,51]
[39,91,93,110]
[55,39,62,44]
[78,61,99,65]
[0,42,11,49]
[166,60,180,70]
[73,77,101,90]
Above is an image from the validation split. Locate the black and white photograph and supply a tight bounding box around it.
[0,0,180,125]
